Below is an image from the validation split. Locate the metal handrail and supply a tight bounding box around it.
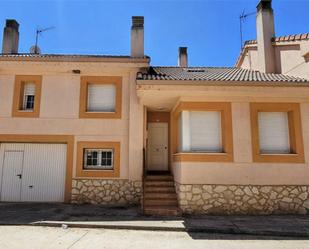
[142,147,146,214]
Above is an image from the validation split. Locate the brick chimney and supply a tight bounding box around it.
[2,19,19,54]
[256,0,276,73]
[178,47,188,67]
[131,16,144,57]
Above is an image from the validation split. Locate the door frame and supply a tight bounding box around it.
[0,135,74,203]
[147,112,171,172]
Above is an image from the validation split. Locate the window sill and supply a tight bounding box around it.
[83,168,114,171]
[79,111,121,119]
[253,153,304,163]
[18,110,34,113]
[77,169,119,178]
[12,110,39,118]
[173,152,233,162]
[85,111,115,114]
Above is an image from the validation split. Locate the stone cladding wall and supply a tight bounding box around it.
[71,179,142,205]
[176,183,309,215]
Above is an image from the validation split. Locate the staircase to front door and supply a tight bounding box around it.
[143,174,181,216]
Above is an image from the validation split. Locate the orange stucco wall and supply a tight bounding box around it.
[0,61,146,181]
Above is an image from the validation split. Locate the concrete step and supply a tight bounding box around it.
[144,198,178,206]
[145,175,174,181]
[144,206,181,216]
[145,186,176,193]
[144,192,177,199]
[145,181,174,187]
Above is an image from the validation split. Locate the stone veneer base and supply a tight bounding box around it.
[175,183,309,215]
[71,179,142,205]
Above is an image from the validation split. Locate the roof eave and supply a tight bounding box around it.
[136,79,309,87]
[0,55,150,64]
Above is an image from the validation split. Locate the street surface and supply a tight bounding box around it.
[0,226,309,249]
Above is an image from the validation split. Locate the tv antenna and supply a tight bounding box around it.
[239,10,255,50]
[34,26,55,53]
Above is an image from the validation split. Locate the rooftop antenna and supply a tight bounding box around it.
[239,9,255,50]
[34,26,55,53]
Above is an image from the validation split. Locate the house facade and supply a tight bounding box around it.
[0,0,309,215]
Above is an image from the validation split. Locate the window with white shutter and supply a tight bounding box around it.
[250,103,304,163]
[12,75,42,118]
[179,111,222,152]
[23,83,36,111]
[87,84,116,112]
[258,112,290,154]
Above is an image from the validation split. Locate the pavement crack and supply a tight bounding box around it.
[66,230,89,249]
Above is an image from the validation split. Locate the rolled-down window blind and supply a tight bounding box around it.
[179,111,222,152]
[24,83,35,95]
[258,112,290,154]
[87,84,116,112]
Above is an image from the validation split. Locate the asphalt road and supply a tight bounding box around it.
[0,226,309,249]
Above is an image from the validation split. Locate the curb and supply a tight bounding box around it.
[29,221,309,237]
[31,221,186,232]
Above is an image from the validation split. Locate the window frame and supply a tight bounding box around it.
[79,76,122,119]
[12,75,42,118]
[76,141,120,178]
[250,103,304,163]
[83,148,114,170]
[172,102,233,162]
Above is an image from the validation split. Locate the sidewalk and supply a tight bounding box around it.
[1,203,309,237]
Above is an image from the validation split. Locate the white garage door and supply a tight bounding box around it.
[0,143,67,202]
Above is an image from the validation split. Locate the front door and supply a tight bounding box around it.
[147,122,168,171]
[1,151,24,202]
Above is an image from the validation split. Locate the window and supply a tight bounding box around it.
[83,149,114,170]
[79,76,122,119]
[23,83,36,111]
[179,111,222,152]
[12,75,42,117]
[172,102,233,162]
[76,141,120,177]
[250,103,304,163]
[258,112,290,154]
[87,84,116,112]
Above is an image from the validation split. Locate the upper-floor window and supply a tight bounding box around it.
[23,83,36,111]
[87,84,116,112]
[12,75,42,118]
[250,103,304,163]
[79,76,122,119]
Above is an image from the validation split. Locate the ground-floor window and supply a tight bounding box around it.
[172,102,233,162]
[178,110,222,152]
[76,141,120,178]
[250,103,304,163]
[84,148,114,170]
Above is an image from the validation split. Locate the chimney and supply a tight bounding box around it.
[131,16,144,57]
[178,47,188,67]
[2,19,19,54]
[256,0,276,73]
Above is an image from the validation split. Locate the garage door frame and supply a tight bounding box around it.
[0,135,74,203]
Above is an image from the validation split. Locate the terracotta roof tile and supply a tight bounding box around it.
[244,33,309,46]
[0,53,150,63]
[137,67,309,84]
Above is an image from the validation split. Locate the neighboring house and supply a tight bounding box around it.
[0,0,309,215]
[235,1,309,79]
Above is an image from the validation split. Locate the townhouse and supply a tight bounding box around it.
[0,0,309,215]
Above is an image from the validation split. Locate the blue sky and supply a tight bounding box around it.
[0,0,308,67]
